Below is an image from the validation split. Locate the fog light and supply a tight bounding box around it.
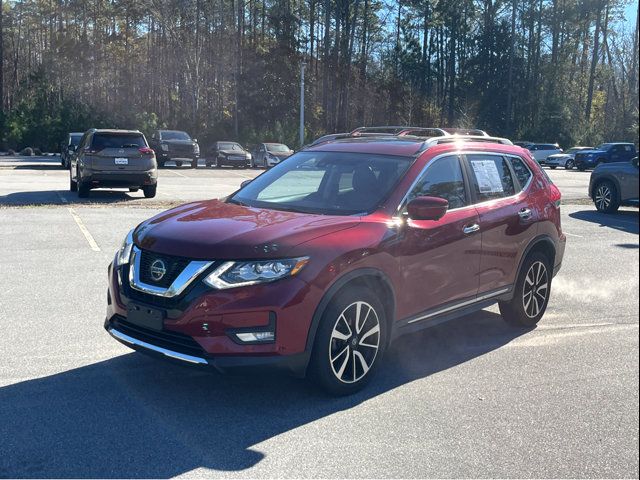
[235,331,275,343]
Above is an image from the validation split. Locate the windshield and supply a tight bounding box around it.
[91,133,146,150]
[266,144,291,152]
[69,135,82,146]
[231,151,413,215]
[219,142,243,151]
[160,131,191,141]
[596,144,614,151]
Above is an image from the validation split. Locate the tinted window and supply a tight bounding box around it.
[509,157,532,190]
[233,151,412,215]
[91,133,146,150]
[219,142,243,151]
[467,154,516,201]
[69,135,82,146]
[405,155,467,209]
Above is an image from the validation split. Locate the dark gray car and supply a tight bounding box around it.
[60,132,83,168]
[589,157,639,213]
[70,129,158,198]
[149,130,200,168]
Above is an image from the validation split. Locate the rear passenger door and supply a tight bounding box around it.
[464,154,538,295]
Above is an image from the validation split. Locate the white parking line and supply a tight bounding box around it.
[564,231,582,238]
[67,207,101,252]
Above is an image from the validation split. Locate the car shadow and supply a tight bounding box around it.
[0,189,142,206]
[0,310,531,478]
[569,209,639,235]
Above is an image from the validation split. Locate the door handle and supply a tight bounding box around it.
[463,224,480,235]
[518,208,533,220]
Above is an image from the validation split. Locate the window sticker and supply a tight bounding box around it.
[471,160,504,193]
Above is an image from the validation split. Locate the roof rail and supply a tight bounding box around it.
[423,135,513,148]
[350,126,450,136]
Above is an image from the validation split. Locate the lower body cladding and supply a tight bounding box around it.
[83,170,157,188]
[105,261,319,376]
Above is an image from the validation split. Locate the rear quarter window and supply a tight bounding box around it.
[509,157,533,189]
[466,154,516,202]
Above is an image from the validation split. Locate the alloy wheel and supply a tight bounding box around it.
[329,301,381,384]
[595,184,612,211]
[522,261,549,318]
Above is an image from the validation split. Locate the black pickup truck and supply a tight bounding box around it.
[149,130,200,168]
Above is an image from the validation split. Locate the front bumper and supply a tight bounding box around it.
[105,259,320,376]
[159,153,199,161]
[105,316,310,375]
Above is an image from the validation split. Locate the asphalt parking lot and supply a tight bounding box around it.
[0,155,638,478]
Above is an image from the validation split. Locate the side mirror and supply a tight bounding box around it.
[631,157,639,168]
[407,196,449,221]
[240,179,252,188]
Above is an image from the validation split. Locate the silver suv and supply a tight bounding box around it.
[70,129,158,198]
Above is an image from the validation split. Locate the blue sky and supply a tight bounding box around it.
[623,1,638,29]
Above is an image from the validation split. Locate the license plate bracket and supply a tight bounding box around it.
[126,302,165,331]
[115,157,129,165]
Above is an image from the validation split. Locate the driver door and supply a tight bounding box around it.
[391,155,481,319]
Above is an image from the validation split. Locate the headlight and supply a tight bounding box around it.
[161,144,169,152]
[203,257,309,289]
[115,229,134,266]
[246,153,252,160]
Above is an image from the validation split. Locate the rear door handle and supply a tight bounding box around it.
[463,224,480,235]
[518,208,533,220]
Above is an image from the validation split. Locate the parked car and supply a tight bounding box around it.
[149,130,200,168]
[206,142,252,168]
[60,132,83,168]
[525,143,563,164]
[251,143,294,168]
[104,133,565,395]
[574,143,637,171]
[546,146,593,170]
[70,129,157,198]
[588,156,639,213]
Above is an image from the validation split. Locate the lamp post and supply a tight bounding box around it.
[299,62,306,148]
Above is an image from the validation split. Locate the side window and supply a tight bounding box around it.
[509,157,532,190]
[467,154,516,202]
[405,155,467,210]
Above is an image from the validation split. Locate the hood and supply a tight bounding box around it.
[547,153,570,159]
[576,148,605,155]
[268,151,293,158]
[220,149,249,156]
[134,199,358,260]
[163,139,196,146]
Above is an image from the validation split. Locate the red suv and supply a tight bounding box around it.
[105,134,566,394]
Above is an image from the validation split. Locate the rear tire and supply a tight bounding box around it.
[565,160,574,170]
[129,187,139,193]
[549,166,557,170]
[593,180,620,213]
[499,252,552,327]
[191,160,198,168]
[176,161,183,167]
[143,185,157,198]
[309,286,387,395]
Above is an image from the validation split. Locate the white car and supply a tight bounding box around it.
[546,146,593,170]
[526,143,563,164]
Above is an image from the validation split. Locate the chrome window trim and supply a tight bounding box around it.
[108,327,208,365]
[128,246,214,298]
[395,151,532,217]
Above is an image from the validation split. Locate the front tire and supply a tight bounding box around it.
[565,160,574,169]
[176,161,183,168]
[309,286,386,395]
[549,165,557,170]
[499,252,551,327]
[191,160,198,168]
[593,180,620,213]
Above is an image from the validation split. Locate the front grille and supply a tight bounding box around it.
[139,250,190,288]
[170,144,194,155]
[111,316,206,358]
